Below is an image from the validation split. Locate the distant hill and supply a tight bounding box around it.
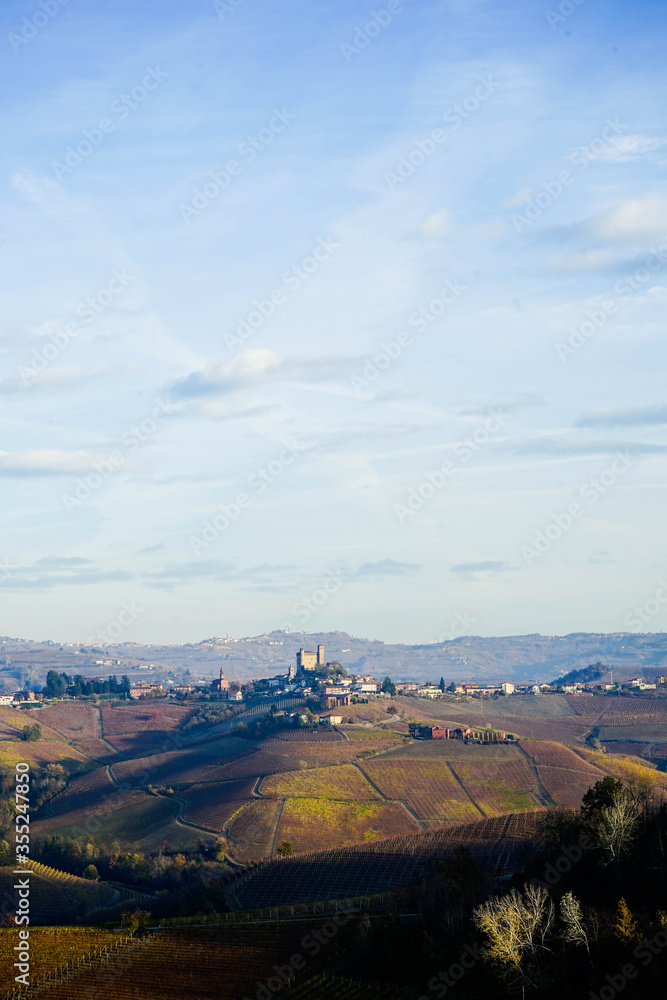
[1,630,667,689]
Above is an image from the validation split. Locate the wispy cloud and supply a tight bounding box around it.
[576,405,667,428]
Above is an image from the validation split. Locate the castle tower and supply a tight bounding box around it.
[317,644,325,666]
[219,665,229,690]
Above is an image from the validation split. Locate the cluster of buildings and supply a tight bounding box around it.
[431,725,513,743]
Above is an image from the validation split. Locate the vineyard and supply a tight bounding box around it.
[0,927,118,991]
[274,729,345,742]
[30,704,98,739]
[100,703,193,736]
[228,811,543,909]
[359,759,481,824]
[180,778,258,830]
[0,924,337,1000]
[47,764,117,815]
[378,739,524,762]
[260,764,380,801]
[448,761,539,815]
[226,798,280,861]
[0,863,121,925]
[275,799,417,853]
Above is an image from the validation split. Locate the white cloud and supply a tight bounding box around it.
[0,450,105,475]
[0,365,109,394]
[502,187,533,208]
[595,195,667,241]
[547,250,616,272]
[595,135,667,162]
[417,209,452,240]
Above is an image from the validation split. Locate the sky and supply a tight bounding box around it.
[1,0,667,645]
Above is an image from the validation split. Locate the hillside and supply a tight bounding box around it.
[2,630,667,693]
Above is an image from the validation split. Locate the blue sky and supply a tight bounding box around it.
[1,0,667,645]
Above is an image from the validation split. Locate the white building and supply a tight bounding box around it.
[501,682,515,695]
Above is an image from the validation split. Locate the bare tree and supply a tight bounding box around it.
[473,883,554,989]
[560,891,590,961]
[594,791,641,867]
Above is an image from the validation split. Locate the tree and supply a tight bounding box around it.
[82,864,100,881]
[277,841,293,856]
[439,677,445,692]
[447,681,456,693]
[473,883,554,988]
[614,898,636,945]
[21,724,41,742]
[583,778,640,867]
[560,891,590,959]
[121,909,151,935]
[43,670,67,698]
[382,676,396,696]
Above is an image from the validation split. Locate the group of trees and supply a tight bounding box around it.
[20,722,42,741]
[42,670,131,699]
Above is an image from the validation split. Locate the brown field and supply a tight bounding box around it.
[110,738,255,787]
[260,763,380,801]
[360,757,480,824]
[48,764,117,815]
[227,798,279,862]
[100,702,194,735]
[34,790,212,852]
[0,739,88,768]
[378,739,525,761]
[29,703,99,739]
[74,738,119,762]
[272,729,345,742]
[275,797,418,853]
[180,778,258,831]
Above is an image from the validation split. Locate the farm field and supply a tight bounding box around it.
[0,738,88,768]
[34,789,214,852]
[275,798,418,852]
[180,778,258,831]
[29,703,99,739]
[597,724,667,742]
[229,811,543,909]
[0,927,118,990]
[260,763,380,800]
[226,798,280,862]
[448,760,540,815]
[378,739,525,761]
[0,924,355,1000]
[398,696,591,745]
[73,738,120,762]
[0,707,64,741]
[48,763,117,815]
[273,728,345,742]
[359,758,481,824]
[577,748,667,798]
[100,703,194,735]
[567,694,667,723]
